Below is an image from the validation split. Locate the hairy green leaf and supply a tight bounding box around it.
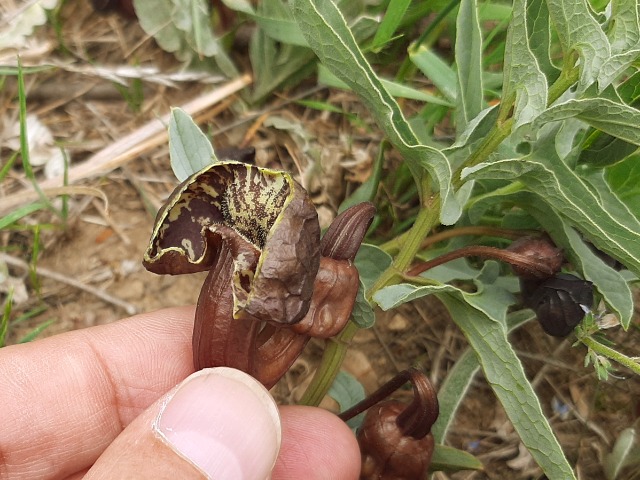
[374,279,576,478]
[526,0,559,82]
[502,0,548,128]
[463,148,640,277]
[328,371,366,429]
[430,444,484,472]
[169,107,216,181]
[599,0,640,89]
[545,0,610,90]
[607,154,640,217]
[433,310,535,443]
[529,98,640,146]
[438,294,576,479]
[317,65,454,106]
[604,426,639,480]
[292,0,462,224]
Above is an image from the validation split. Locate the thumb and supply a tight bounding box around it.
[85,367,281,480]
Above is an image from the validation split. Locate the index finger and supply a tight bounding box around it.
[0,306,196,479]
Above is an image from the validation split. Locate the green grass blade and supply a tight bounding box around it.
[369,0,411,52]
[454,0,484,133]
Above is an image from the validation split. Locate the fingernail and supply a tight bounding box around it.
[154,367,281,480]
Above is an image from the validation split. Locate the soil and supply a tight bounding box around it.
[1,3,639,479]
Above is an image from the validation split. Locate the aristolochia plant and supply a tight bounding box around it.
[146,0,640,478]
[283,1,639,479]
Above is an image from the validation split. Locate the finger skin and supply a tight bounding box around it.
[0,307,360,479]
[0,306,196,479]
[85,403,360,480]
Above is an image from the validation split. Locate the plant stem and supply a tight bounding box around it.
[419,225,533,250]
[406,245,555,277]
[580,335,640,376]
[299,321,359,406]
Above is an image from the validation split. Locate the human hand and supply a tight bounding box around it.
[0,306,361,479]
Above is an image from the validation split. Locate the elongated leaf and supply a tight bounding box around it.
[528,98,640,146]
[502,0,548,128]
[292,0,462,224]
[598,0,640,89]
[455,0,484,133]
[526,0,559,82]
[169,107,216,181]
[433,310,535,443]
[409,46,458,103]
[430,444,484,472]
[0,202,49,230]
[604,427,639,480]
[607,154,640,217]
[374,281,576,478]
[438,294,576,479]
[317,65,454,106]
[369,0,411,51]
[249,19,314,102]
[545,0,610,90]
[463,149,640,277]
[329,371,366,428]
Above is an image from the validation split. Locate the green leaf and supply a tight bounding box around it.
[168,108,216,181]
[526,0,559,82]
[0,202,49,230]
[223,0,309,46]
[463,146,640,278]
[18,318,55,343]
[374,262,514,323]
[369,0,411,52]
[528,98,640,146]
[430,444,484,472]
[355,244,392,293]
[607,154,640,217]
[317,65,454,107]
[598,0,640,89]
[604,426,639,480]
[249,9,314,102]
[134,0,237,74]
[545,0,610,90]
[328,371,366,429]
[455,0,484,133]
[502,0,548,128]
[433,310,536,443]
[437,294,576,479]
[351,281,375,329]
[292,0,462,225]
[578,131,639,168]
[409,46,458,103]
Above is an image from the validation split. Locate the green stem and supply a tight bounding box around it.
[580,336,640,376]
[299,321,359,406]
